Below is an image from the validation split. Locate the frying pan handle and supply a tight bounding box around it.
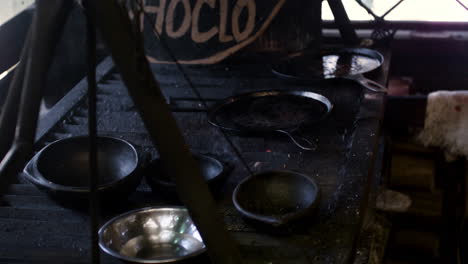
[352,75,387,93]
[278,130,317,151]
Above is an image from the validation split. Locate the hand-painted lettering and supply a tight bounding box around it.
[192,0,219,43]
[144,0,258,43]
[218,0,234,42]
[166,0,192,38]
[144,0,167,34]
[231,0,256,42]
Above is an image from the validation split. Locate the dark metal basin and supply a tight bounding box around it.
[145,154,227,193]
[233,170,320,227]
[22,136,141,201]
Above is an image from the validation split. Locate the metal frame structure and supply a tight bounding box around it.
[3,0,450,263]
[324,0,468,44]
[0,0,243,263]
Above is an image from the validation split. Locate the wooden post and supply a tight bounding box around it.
[91,1,243,263]
[327,0,358,45]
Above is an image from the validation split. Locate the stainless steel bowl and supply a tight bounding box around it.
[99,207,206,263]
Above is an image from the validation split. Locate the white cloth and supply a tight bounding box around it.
[418,90,468,160]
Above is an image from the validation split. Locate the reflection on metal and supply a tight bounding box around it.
[99,207,206,263]
[0,62,18,81]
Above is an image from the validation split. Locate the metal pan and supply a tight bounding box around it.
[233,170,320,227]
[22,136,142,202]
[208,90,333,150]
[145,153,229,198]
[272,47,387,93]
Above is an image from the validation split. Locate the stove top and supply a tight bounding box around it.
[0,57,385,263]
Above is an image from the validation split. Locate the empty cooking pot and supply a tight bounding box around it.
[145,153,228,195]
[23,136,141,201]
[233,170,320,227]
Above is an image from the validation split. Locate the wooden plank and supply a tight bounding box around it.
[390,153,435,190]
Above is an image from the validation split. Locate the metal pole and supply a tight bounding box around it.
[90,1,243,263]
[83,0,100,263]
[0,31,30,162]
[0,0,73,193]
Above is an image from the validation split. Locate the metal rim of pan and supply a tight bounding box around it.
[23,136,140,193]
[271,47,384,81]
[208,90,333,133]
[232,170,321,227]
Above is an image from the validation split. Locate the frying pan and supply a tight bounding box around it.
[145,153,229,196]
[272,47,387,93]
[233,170,320,227]
[208,90,333,150]
[22,136,142,202]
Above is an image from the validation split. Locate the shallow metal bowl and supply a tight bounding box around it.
[99,207,206,263]
[233,170,320,227]
[23,136,141,201]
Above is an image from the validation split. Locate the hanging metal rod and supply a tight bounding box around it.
[83,0,100,263]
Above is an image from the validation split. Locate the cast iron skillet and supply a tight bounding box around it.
[208,90,333,150]
[233,170,320,227]
[22,136,141,202]
[272,47,387,93]
[145,153,229,194]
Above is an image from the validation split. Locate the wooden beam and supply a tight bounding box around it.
[91,1,243,263]
[326,0,358,45]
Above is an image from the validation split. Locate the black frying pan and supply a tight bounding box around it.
[208,90,333,150]
[233,170,320,227]
[22,136,142,202]
[145,153,229,193]
[272,47,387,93]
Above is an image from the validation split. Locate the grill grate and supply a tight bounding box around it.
[0,57,379,263]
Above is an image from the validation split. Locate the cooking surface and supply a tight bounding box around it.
[209,91,332,132]
[0,57,385,263]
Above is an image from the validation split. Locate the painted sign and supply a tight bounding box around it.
[139,0,286,64]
